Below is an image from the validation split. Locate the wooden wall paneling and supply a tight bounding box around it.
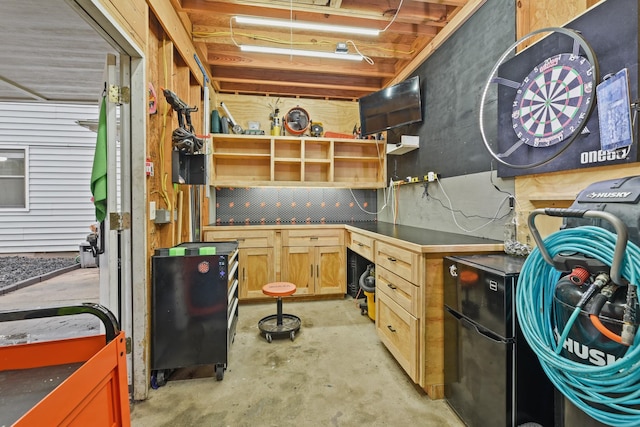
[515,163,640,244]
[100,0,147,50]
[216,93,360,136]
[147,14,164,256]
[147,0,208,87]
[516,0,590,48]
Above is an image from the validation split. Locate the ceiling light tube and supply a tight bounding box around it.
[235,16,379,37]
[240,45,363,61]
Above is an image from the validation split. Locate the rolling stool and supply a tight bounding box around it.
[258,282,301,342]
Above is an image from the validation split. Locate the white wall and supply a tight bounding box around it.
[377,170,516,241]
[0,101,99,253]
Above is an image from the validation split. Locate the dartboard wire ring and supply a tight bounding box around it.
[479,26,600,169]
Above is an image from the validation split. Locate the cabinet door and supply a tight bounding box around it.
[281,246,313,295]
[238,247,274,300]
[315,245,346,295]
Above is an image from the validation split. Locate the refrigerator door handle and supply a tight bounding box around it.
[444,306,512,344]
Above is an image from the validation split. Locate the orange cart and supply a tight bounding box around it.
[0,303,130,426]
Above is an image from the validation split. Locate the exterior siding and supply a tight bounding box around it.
[0,102,99,253]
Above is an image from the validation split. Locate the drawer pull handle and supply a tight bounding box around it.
[310,236,319,240]
[357,243,364,246]
[387,284,397,290]
[387,325,396,333]
[387,257,396,262]
[311,265,314,276]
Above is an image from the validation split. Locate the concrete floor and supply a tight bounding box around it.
[0,268,464,427]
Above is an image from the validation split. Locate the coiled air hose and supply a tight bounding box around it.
[516,225,640,426]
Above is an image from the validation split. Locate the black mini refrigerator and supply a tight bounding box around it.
[443,254,554,426]
[151,241,239,381]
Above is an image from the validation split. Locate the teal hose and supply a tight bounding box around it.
[516,226,640,426]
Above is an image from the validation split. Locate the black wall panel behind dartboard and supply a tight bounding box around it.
[387,0,515,181]
[496,0,639,177]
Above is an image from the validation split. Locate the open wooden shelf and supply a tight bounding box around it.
[210,134,385,188]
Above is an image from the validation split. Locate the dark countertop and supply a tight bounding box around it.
[205,221,503,250]
[346,222,502,247]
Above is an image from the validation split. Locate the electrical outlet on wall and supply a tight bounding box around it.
[149,201,156,220]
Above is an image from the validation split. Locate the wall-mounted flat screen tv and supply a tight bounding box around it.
[359,75,423,137]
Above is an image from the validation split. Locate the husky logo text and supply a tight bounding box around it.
[562,336,620,366]
[586,191,632,199]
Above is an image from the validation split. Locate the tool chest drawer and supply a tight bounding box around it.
[375,240,420,283]
[377,291,419,382]
[376,266,419,317]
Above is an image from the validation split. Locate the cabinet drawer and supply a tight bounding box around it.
[376,266,419,317]
[204,230,274,248]
[348,232,373,260]
[375,240,420,283]
[376,291,419,382]
[282,228,344,247]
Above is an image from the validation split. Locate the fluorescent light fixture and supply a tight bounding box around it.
[240,45,362,61]
[235,16,379,37]
[0,156,7,162]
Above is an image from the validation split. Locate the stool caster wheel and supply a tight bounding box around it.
[265,333,272,343]
[290,331,296,341]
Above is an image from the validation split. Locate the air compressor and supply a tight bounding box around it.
[517,176,640,426]
[553,176,640,363]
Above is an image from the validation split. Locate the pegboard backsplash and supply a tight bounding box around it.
[215,188,377,225]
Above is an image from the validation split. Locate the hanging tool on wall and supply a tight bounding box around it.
[162,88,204,154]
[220,102,244,134]
[268,98,281,135]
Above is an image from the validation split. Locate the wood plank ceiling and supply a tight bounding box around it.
[175,0,481,100]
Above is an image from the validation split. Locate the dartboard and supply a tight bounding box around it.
[511,53,594,148]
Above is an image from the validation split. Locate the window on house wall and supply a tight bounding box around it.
[0,147,28,210]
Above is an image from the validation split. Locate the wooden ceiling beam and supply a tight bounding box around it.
[194,29,418,60]
[182,0,449,32]
[211,67,383,91]
[207,52,396,77]
[412,0,468,6]
[189,13,440,37]
[217,81,367,100]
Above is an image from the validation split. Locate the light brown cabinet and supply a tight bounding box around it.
[374,240,422,384]
[210,134,386,188]
[281,228,346,296]
[346,225,503,399]
[204,226,346,299]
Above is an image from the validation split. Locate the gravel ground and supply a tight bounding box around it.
[0,256,79,288]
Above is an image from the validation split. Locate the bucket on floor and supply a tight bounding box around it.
[79,242,97,268]
[364,290,375,320]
